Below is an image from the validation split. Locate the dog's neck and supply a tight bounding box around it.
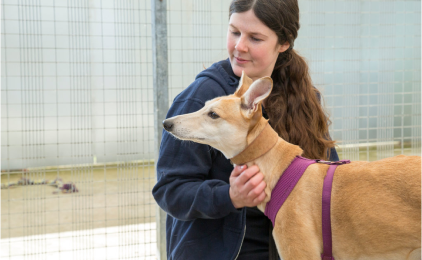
[231,117,304,212]
[230,119,278,165]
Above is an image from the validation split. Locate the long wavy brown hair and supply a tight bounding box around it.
[230,0,335,160]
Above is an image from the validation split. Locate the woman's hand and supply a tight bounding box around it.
[229,165,267,209]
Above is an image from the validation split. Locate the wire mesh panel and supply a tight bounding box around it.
[296,0,421,161]
[167,0,228,103]
[1,0,156,259]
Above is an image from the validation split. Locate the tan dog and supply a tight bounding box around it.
[163,72,421,260]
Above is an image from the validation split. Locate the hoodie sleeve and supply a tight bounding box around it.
[152,77,239,221]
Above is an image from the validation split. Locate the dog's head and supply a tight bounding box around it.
[163,72,273,159]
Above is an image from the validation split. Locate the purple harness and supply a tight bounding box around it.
[264,156,351,260]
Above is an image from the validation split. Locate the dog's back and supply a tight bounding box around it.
[331,155,421,259]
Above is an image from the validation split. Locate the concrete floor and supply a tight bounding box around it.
[1,165,157,239]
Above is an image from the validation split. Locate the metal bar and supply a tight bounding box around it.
[151,0,168,259]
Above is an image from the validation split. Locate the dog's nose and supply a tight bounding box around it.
[163,120,173,132]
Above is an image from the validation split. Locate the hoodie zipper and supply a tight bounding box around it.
[234,224,246,260]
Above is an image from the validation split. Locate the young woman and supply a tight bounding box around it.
[153,0,338,259]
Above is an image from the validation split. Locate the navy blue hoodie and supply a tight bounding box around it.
[152,59,339,260]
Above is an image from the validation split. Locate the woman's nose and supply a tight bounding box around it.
[235,37,248,52]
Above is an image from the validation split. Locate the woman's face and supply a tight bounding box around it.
[227,10,288,81]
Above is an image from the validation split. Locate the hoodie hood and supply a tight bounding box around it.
[196,58,240,94]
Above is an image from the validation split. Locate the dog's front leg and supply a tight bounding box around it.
[273,222,322,260]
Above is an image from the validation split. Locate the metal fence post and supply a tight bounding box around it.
[151,0,168,259]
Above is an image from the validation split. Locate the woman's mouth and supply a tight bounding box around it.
[235,57,249,64]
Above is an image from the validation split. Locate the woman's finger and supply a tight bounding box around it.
[230,165,246,178]
[236,165,260,185]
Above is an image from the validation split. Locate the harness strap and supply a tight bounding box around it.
[319,159,350,260]
[264,156,350,260]
[321,164,338,260]
[264,156,317,226]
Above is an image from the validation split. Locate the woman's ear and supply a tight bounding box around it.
[278,41,290,53]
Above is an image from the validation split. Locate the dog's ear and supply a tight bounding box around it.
[234,71,253,97]
[240,77,273,118]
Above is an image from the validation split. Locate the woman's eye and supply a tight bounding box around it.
[251,37,262,42]
[231,31,240,36]
[208,111,220,119]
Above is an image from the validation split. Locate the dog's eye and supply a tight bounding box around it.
[208,111,220,119]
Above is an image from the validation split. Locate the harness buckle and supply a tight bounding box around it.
[316,159,351,165]
[316,160,331,164]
